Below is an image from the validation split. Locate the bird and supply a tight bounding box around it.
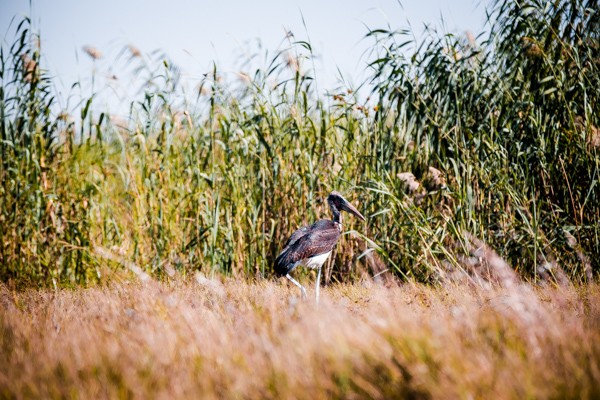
[274,191,365,304]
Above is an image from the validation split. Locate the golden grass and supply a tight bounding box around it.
[1,279,599,399]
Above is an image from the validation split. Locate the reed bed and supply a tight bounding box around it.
[1,279,599,399]
[1,1,598,288]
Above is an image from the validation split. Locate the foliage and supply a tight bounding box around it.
[0,18,95,286]
[365,0,599,282]
[0,1,598,287]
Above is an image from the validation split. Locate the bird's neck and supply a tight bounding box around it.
[331,204,342,224]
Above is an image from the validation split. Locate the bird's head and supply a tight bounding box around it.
[327,191,366,221]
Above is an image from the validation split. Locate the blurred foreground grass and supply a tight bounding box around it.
[1,279,599,399]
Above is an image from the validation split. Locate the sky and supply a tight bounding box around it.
[1,0,488,114]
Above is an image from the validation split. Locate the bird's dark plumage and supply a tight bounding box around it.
[274,219,341,276]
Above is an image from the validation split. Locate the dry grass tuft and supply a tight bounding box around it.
[1,281,599,399]
[82,45,102,60]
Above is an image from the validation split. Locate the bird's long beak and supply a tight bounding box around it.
[341,199,366,221]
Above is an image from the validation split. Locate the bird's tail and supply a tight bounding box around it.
[274,252,293,277]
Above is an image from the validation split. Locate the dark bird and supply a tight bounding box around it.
[275,191,365,303]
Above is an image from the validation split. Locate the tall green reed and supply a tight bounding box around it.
[364,0,599,283]
[0,18,94,286]
[1,0,597,287]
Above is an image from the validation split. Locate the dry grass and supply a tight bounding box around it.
[1,279,599,399]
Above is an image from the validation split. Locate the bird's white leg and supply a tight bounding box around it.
[286,274,307,300]
[315,265,322,305]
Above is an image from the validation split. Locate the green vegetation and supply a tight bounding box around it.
[1,0,599,287]
[0,18,94,286]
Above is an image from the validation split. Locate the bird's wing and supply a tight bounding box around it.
[274,220,340,276]
[281,225,310,250]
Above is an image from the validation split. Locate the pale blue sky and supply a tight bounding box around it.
[1,1,487,113]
